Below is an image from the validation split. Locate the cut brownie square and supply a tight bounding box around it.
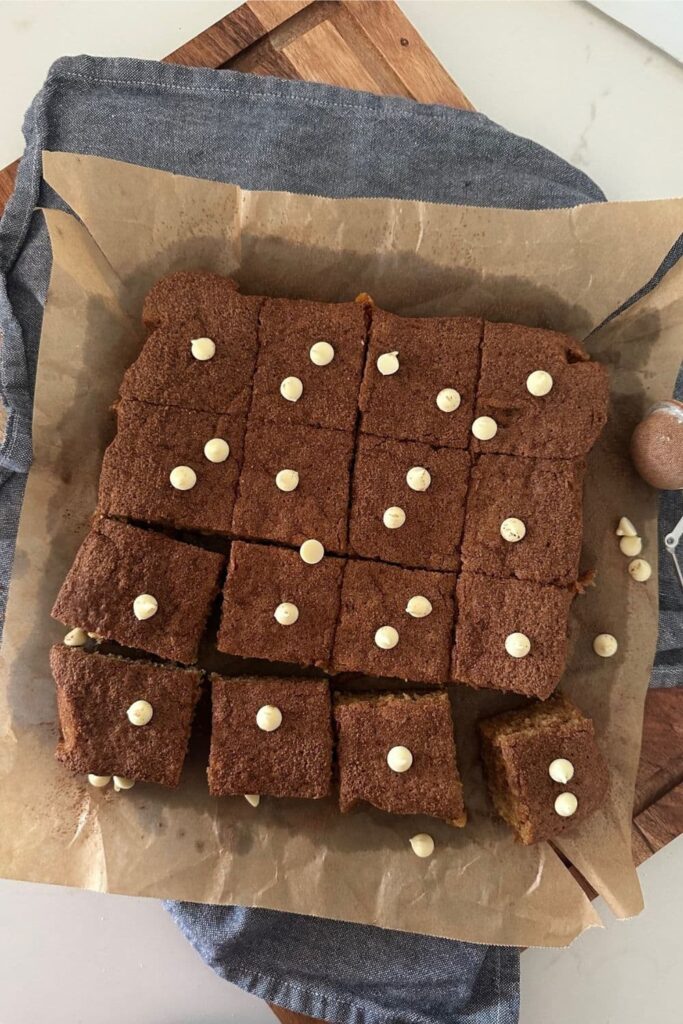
[208,675,332,799]
[334,691,466,825]
[332,560,456,685]
[359,308,482,448]
[348,435,470,570]
[472,321,609,458]
[461,454,585,585]
[249,297,367,431]
[232,420,354,553]
[98,399,247,534]
[51,645,201,787]
[451,573,574,699]
[217,541,344,669]
[51,518,225,664]
[121,273,262,415]
[478,693,609,843]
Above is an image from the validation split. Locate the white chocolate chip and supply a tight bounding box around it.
[505,632,531,658]
[619,535,642,557]
[377,351,399,376]
[406,595,432,618]
[436,388,461,413]
[387,745,413,773]
[409,833,435,858]
[500,517,526,543]
[548,758,574,784]
[375,625,399,650]
[190,337,215,361]
[169,465,197,491]
[383,506,406,529]
[113,776,135,792]
[133,594,158,621]
[244,794,261,807]
[87,632,103,641]
[64,627,88,647]
[256,705,282,732]
[471,416,498,441]
[406,466,431,491]
[554,792,578,817]
[204,438,230,463]
[616,516,638,537]
[127,700,153,727]
[276,469,299,492]
[280,376,303,402]
[593,633,618,658]
[274,602,299,626]
[629,558,652,582]
[87,774,111,788]
[310,341,335,366]
[526,370,554,397]
[299,538,324,564]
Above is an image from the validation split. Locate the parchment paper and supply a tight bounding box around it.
[1,151,681,947]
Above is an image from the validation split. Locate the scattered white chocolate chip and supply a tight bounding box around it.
[169,465,197,491]
[300,538,325,564]
[256,705,282,732]
[87,632,103,641]
[64,627,88,647]
[619,535,642,557]
[406,595,432,618]
[276,469,299,492]
[377,351,399,376]
[190,337,215,361]
[554,792,578,817]
[548,758,574,784]
[274,602,299,626]
[204,438,230,463]
[409,833,435,858]
[87,774,111,788]
[375,625,399,650]
[280,376,303,402]
[629,558,652,582]
[244,794,261,808]
[406,466,431,492]
[309,341,335,366]
[505,632,531,658]
[526,370,554,397]
[500,517,526,543]
[113,776,135,792]
[616,516,638,538]
[127,700,153,727]
[383,506,406,529]
[471,416,498,441]
[133,594,158,621]
[593,633,618,658]
[387,745,413,773]
[436,388,461,413]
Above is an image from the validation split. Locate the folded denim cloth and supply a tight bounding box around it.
[0,55,679,1024]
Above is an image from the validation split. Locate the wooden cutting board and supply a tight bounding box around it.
[0,5,680,1020]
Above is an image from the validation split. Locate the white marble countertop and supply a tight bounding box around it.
[0,3,681,1022]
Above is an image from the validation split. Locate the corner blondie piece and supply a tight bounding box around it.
[98,399,246,534]
[451,573,574,699]
[333,691,466,825]
[461,454,585,585]
[217,541,344,670]
[332,559,456,685]
[472,322,609,458]
[348,434,470,570]
[208,675,332,799]
[359,308,482,448]
[51,518,225,664]
[478,693,609,843]
[51,645,201,787]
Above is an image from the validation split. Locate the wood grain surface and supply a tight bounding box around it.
[0,7,679,1020]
